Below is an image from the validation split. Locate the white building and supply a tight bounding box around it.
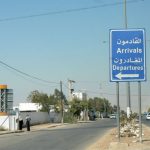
[72,92,87,100]
[14,103,42,112]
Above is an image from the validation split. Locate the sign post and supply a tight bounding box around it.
[110,29,146,82]
[109,29,146,142]
[138,81,142,143]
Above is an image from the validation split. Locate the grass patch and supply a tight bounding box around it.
[64,112,77,123]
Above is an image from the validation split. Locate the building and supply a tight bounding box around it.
[0,84,13,113]
[72,92,87,100]
[14,103,42,112]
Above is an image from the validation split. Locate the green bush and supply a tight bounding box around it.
[63,112,77,123]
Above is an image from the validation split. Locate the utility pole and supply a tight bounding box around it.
[68,79,75,101]
[100,83,106,117]
[60,81,64,124]
[124,0,131,118]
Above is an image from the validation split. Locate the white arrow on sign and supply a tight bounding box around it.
[115,72,139,80]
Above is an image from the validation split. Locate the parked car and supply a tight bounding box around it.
[88,110,96,121]
[146,112,150,120]
[109,114,116,119]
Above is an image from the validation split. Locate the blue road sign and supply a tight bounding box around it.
[110,29,146,82]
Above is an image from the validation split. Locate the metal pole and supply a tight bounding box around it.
[124,0,128,29]
[68,79,71,101]
[127,82,131,118]
[116,82,120,142]
[124,0,131,118]
[8,114,11,131]
[138,81,142,143]
[60,81,64,124]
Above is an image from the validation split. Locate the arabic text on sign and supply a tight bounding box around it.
[114,58,143,64]
[117,37,142,45]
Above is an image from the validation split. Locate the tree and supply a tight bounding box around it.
[28,90,50,113]
[27,89,66,113]
[69,98,82,118]
[102,98,112,116]
[112,105,117,113]
[52,89,66,113]
[27,90,41,103]
[88,97,102,112]
[87,97,113,118]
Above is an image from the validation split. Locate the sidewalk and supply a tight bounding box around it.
[109,142,150,150]
[0,123,64,135]
[108,125,150,150]
[0,121,88,135]
[86,124,150,150]
[28,123,64,131]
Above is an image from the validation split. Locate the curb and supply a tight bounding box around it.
[0,130,24,135]
[0,123,65,135]
[0,122,91,135]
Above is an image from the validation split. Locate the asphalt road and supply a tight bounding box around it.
[0,119,116,150]
[142,115,150,126]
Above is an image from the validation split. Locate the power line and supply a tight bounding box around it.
[0,60,59,84]
[62,82,69,90]
[0,63,59,87]
[0,0,143,22]
[62,84,150,97]
[86,90,150,97]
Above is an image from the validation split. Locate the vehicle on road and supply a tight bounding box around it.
[88,110,96,121]
[109,114,116,119]
[146,112,150,120]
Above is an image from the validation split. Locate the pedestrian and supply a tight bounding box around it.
[26,114,31,131]
[18,116,23,130]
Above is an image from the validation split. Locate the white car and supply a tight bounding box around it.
[109,114,116,119]
[146,113,150,120]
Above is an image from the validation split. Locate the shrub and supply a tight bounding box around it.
[120,113,139,137]
[63,112,77,123]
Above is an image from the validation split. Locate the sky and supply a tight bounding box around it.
[0,0,150,112]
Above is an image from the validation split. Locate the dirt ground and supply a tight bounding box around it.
[86,125,150,150]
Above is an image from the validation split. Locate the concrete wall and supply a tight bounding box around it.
[0,112,62,131]
[20,112,49,125]
[20,112,61,125]
[0,115,18,131]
